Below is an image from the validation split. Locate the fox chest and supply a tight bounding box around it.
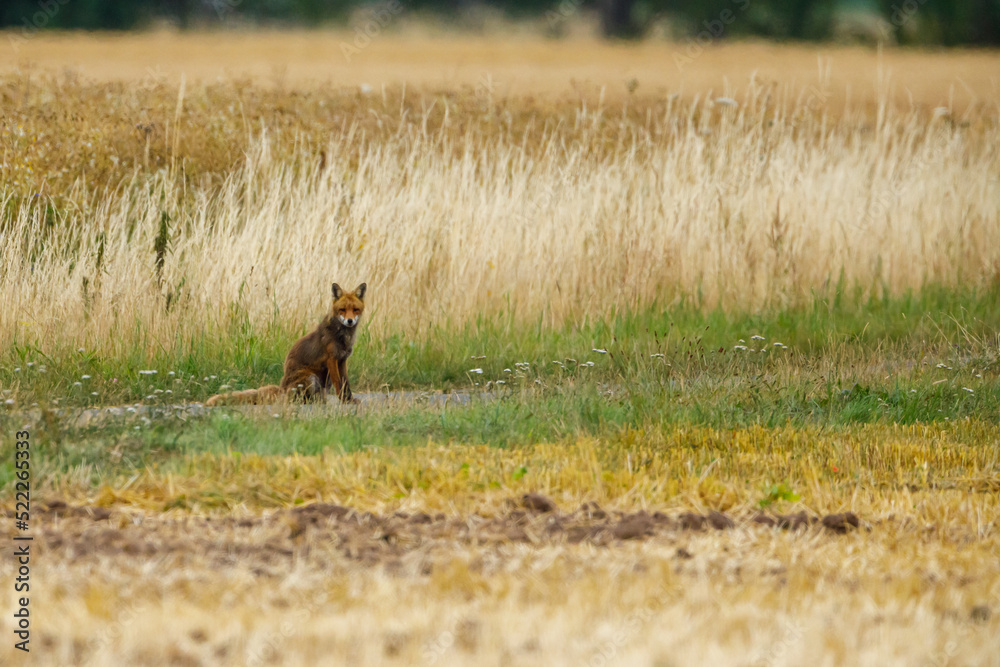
[325,337,354,361]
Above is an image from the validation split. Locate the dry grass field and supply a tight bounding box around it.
[4,423,1000,665]
[1,31,999,666]
[2,35,999,356]
[4,29,998,109]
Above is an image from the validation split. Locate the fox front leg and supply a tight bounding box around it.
[324,358,346,402]
[336,358,358,402]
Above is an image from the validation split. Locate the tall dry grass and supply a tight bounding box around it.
[1,77,998,359]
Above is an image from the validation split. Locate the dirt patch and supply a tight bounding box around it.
[17,495,862,574]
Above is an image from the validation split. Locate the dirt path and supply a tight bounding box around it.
[9,390,481,429]
[21,497,862,571]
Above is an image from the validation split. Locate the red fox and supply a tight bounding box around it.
[205,282,367,406]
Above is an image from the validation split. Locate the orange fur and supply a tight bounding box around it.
[205,282,367,406]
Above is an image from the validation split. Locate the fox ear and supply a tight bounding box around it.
[355,283,367,300]
[331,283,343,300]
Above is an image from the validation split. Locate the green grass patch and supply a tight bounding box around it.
[3,284,999,410]
[3,357,998,493]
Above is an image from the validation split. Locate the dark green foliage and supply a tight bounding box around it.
[1,0,997,45]
[874,0,1000,45]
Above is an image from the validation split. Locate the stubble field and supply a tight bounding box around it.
[1,30,999,666]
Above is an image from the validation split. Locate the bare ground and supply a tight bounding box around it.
[1,496,998,666]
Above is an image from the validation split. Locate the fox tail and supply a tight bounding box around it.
[205,384,283,407]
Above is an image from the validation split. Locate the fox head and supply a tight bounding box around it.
[331,282,367,328]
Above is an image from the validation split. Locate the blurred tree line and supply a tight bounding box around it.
[597,0,1000,44]
[1,0,998,45]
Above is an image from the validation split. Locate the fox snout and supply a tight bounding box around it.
[338,314,358,327]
